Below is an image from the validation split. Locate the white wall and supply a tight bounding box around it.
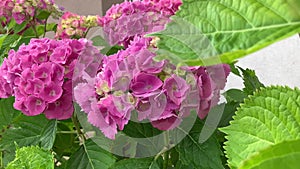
[55,0,102,15]
[226,35,300,90]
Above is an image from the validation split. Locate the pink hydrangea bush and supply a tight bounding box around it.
[0,38,101,120]
[56,12,102,39]
[0,0,62,24]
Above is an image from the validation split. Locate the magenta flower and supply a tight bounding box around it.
[130,73,163,97]
[163,75,189,105]
[87,94,134,139]
[44,93,74,120]
[190,65,230,119]
[136,91,167,121]
[134,48,165,74]
[34,63,52,84]
[39,82,63,103]
[51,63,65,84]
[151,100,181,130]
[50,46,72,64]
[24,96,46,116]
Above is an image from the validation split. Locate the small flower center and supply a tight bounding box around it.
[36,99,42,106]
[50,90,56,96]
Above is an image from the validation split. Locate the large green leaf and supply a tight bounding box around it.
[6,146,54,169]
[109,158,161,169]
[240,139,300,169]
[151,0,300,66]
[67,139,116,169]
[221,86,300,168]
[0,114,50,149]
[176,119,224,169]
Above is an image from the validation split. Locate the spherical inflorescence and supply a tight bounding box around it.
[0,38,101,120]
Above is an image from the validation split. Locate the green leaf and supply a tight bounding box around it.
[122,121,162,138]
[91,35,110,47]
[40,120,57,150]
[0,114,50,150]
[240,139,300,169]
[0,35,7,50]
[176,119,224,169]
[175,161,193,169]
[225,89,247,103]
[67,139,116,169]
[109,158,160,169]
[6,19,16,31]
[1,34,20,50]
[6,146,54,169]
[36,10,51,20]
[0,97,21,129]
[13,21,28,34]
[238,67,264,95]
[0,114,53,167]
[151,0,300,66]
[105,45,124,55]
[53,123,79,157]
[221,86,300,168]
[218,102,240,128]
[46,23,58,32]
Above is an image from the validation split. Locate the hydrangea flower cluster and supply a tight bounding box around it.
[0,38,100,120]
[56,12,102,39]
[0,0,62,24]
[74,36,230,139]
[72,0,230,139]
[101,0,182,46]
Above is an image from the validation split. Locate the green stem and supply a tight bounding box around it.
[163,131,170,169]
[43,17,49,38]
[71,113,86,141]
[0,151,2,168]
[163,150,170,169]
[29,18,39,38]
[83,27,91,38]
[56,131,77,134]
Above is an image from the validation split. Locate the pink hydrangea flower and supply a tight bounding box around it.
[130,73,163,97]
[0,38,102,120]
[187,64,231,119]
[101,0,182,46]
[163,75,189,105]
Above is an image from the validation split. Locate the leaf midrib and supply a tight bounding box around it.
[166,21,300,36]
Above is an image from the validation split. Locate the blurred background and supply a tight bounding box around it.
[54,0,300,89]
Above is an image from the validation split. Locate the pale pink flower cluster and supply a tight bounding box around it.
[56,12,102,39]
